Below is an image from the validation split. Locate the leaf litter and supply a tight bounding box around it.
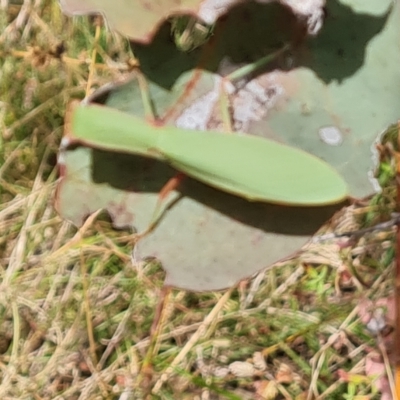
[60,0,326,43]
[0,0,399,399]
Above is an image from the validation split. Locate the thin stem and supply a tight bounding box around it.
[85,21,101,96]
[313,215,400,243]
[226,43,290,82]
[219,79,233,132]
[137,286,172,394]
[80,250,98,366]
[137,71,157,121]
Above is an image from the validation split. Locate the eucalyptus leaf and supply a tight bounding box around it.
[59,0,324,43]
[56,146,345,291]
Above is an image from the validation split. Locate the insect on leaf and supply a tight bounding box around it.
[68,104,348,206]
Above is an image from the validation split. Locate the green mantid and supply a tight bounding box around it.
[64,102,348,206]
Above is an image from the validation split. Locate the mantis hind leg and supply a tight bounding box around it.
[135,172,186,241]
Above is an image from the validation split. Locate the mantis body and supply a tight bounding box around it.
[65,103,348,207]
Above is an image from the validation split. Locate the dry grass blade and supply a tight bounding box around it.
[152,287,235,395]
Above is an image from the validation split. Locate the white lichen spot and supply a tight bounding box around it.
[198,0,242,24]
[60,136,72,149]
[280,0,326,35]
[199,0,326,35]
[175,77,222,130]
[57,151,66,165]
[318,126,343,146]
[232,76,283,131]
